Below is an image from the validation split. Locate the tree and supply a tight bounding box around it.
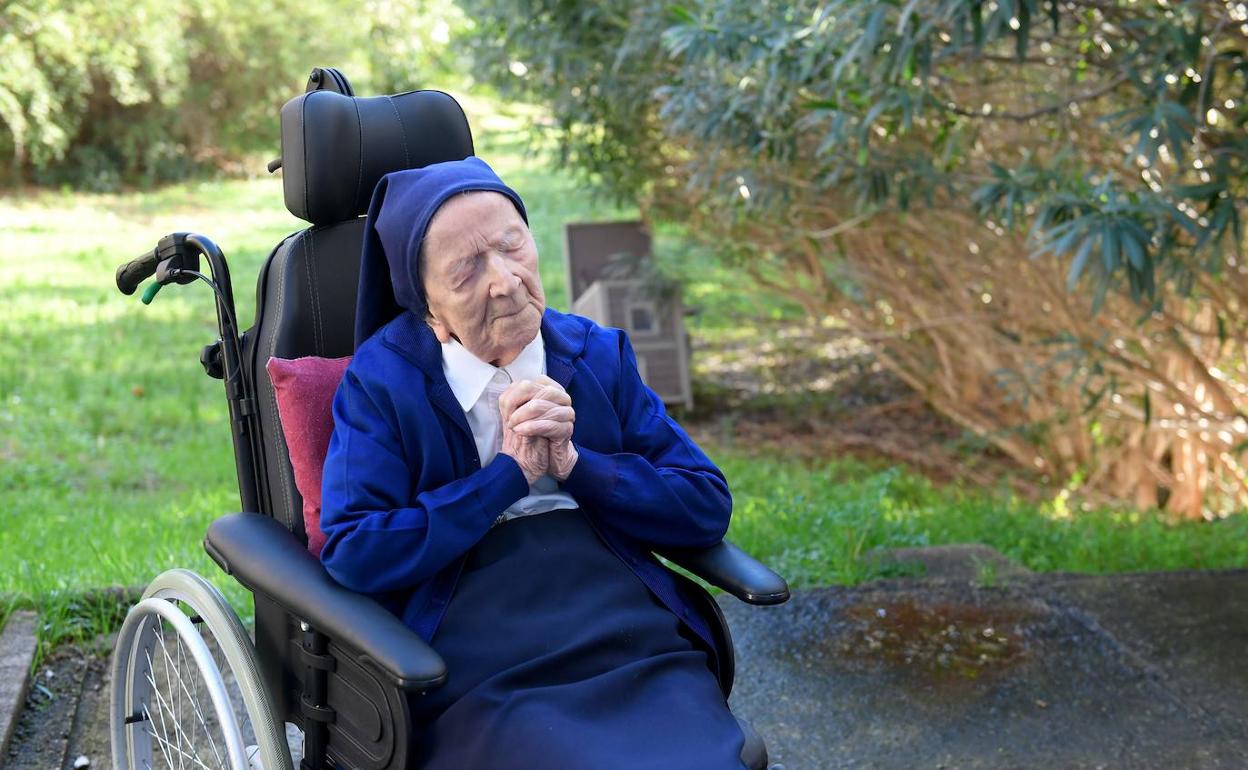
[461,0,1248,517]
[0,0,469,188]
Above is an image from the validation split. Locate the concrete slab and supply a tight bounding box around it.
[63,652,110,770]
[0,611,38,761]
[1042,570,1248,737]
[726,570,1248,769]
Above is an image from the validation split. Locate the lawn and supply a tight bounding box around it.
[2,96,1245,660]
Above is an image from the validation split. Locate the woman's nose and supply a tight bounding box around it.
[486,252,522,297]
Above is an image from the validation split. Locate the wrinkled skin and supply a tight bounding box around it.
[500,375,578,482]
[421,191,545,365]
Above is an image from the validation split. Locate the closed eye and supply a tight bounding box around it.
[496,227,525,252]
[450,256,480,288]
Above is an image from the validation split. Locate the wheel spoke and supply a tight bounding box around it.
[142,701,177,770]
[144,648,178,770]
[187,606,200,761]
[174,625,187,770]
[145,653,213,770]
[157,622,189,770]
[144,666,222,770]
[154,622,182,770]
[152,626,227,763]
[146,724,226,770]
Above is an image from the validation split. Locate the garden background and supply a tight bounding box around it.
[2,0,1246,662]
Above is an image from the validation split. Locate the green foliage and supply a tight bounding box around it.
[459,0,1247,310]
[721,451,1248,588]
[0,0,471,189]
[6,111,1240,657]
[364,0,473,96]
[461,2,667,202]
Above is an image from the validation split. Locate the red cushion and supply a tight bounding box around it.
[265,355,351,557]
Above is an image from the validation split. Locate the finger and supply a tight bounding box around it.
[506,395,567,419]
[533,384,570,406]
[512,422,574,441]
[508,401,574,427]
[498,380,541,416]
[510,407,575,433]
[533,377,570,405]
[511,416,574,434]
[500,380,540,405]
[513,412,575,434]
[514,420,575,439]
[500,381,568,416]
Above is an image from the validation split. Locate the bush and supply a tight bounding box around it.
[0,0,470,188]
[461,0,1248,517]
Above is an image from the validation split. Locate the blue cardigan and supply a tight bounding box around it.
[319,307,732,653]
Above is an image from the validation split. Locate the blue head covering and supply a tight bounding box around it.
[354,156,528,348]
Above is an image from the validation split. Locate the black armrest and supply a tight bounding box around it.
[657,539,790,605]
[204,512,446,691]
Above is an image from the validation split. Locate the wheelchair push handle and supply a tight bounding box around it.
[115,232,202,297]
[115,247,160,296]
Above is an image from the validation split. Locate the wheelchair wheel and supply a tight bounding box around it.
[111,569,293,770]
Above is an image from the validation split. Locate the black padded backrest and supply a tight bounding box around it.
[248,221,364,535]
[245,86,476,536]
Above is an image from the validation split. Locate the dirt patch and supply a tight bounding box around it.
[837,598,1036,681]
[682,323,1032,492]
[8,631,305,770]
[4,645,108,770]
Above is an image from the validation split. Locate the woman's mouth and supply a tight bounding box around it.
[493,305,525,321]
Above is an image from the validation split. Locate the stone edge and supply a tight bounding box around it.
[0,611,39,762]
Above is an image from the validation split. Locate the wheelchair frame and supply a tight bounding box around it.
[110,67,790,770]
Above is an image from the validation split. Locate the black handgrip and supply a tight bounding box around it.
[115,248,159,295]
[116,233,197,295]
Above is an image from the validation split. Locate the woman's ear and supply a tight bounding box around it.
[427,308,454,344]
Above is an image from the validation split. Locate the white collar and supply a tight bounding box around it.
[441,332,546,411]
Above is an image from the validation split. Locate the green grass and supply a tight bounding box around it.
[718,453,1248,588]
[1,95,1244,662]
[0,178,298,660]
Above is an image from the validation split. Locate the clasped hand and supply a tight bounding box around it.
[498,375,578,485]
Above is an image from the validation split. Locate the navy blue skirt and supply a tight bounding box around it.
[407,508,746,769]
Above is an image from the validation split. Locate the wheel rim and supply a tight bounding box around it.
[118,598,249,770]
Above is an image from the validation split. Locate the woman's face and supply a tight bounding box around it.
[420,191,545,366]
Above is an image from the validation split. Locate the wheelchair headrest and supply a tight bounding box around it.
[279,89,475,225]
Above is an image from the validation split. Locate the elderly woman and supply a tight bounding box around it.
[319,157,747,769]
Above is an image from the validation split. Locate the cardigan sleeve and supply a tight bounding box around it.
[319,368,530,594]
[561,331,732,549]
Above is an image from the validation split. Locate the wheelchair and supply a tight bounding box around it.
[108,67,791,770]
